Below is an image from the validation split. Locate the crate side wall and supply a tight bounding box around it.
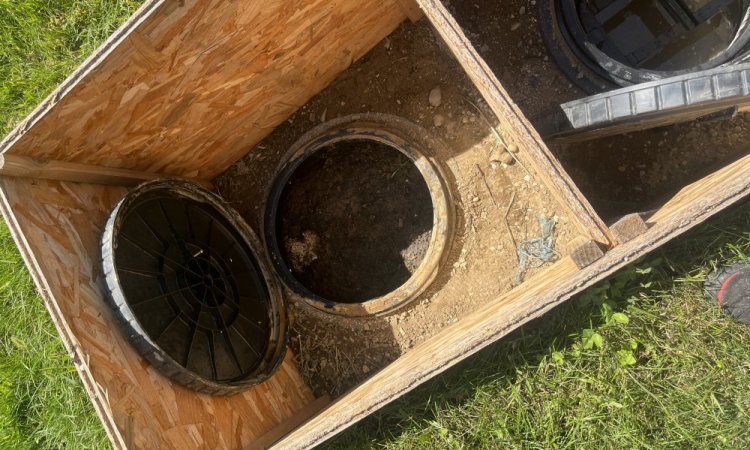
[1,0,407,180]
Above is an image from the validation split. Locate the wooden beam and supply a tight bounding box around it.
[412,0,614,247]
[393,0,423,21]
[647,152,750,226]
[0,154,161,187]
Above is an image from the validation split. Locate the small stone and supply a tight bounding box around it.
[489,146,502,162]
[523,175,531,182]
[500,151,515,165]
[519,6,526,14]
[617,165,627,172]
[429,87,442,107]
[510,22,521,31]
[433,114,445,127]
[507,143,519,153]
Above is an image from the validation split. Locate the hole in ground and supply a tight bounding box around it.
[275,139,434,304]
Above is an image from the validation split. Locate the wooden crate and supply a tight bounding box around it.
[0,0,748,449]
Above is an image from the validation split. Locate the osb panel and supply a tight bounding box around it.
[0,178,315,449]
[0,0,407,179]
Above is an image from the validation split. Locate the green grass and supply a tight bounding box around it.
[0,0,142,137]
[0,1,140,448]
[0,222,110,449]
[327,204,750,449]
[2,1,750,449]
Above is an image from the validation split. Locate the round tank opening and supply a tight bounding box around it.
[276,139,433,304]
[265,114,454,317]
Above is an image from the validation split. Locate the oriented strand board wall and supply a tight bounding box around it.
[0,178,315,449]
[0,0,407,179]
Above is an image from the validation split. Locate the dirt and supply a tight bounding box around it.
[276,140,433,303]
[215,1,750,397]
[445,0,750,221]
[216,19,578,396]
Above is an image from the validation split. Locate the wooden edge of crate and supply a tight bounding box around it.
[0,153,213,189]
[0,180,129,449]
[414,0,614,247]
[274,152,750,449]
[245,395,332,450]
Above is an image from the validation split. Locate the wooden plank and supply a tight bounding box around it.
[0,177,316,450]
[413,0,614,246]
[393,0,423,21]
[610,213,650,245]
[274,151,750,449]
[0,0,408,180]
[0,154,161,187]
[647,152,750,226]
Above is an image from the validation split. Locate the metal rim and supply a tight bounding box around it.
[263,113,455,317]
[101,179,287,394]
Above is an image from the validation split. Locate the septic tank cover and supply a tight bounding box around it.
[101,179,287,395]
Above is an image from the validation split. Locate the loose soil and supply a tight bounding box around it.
[275,140,433,303]
[216,19,578,396]
[218,3,749,397]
